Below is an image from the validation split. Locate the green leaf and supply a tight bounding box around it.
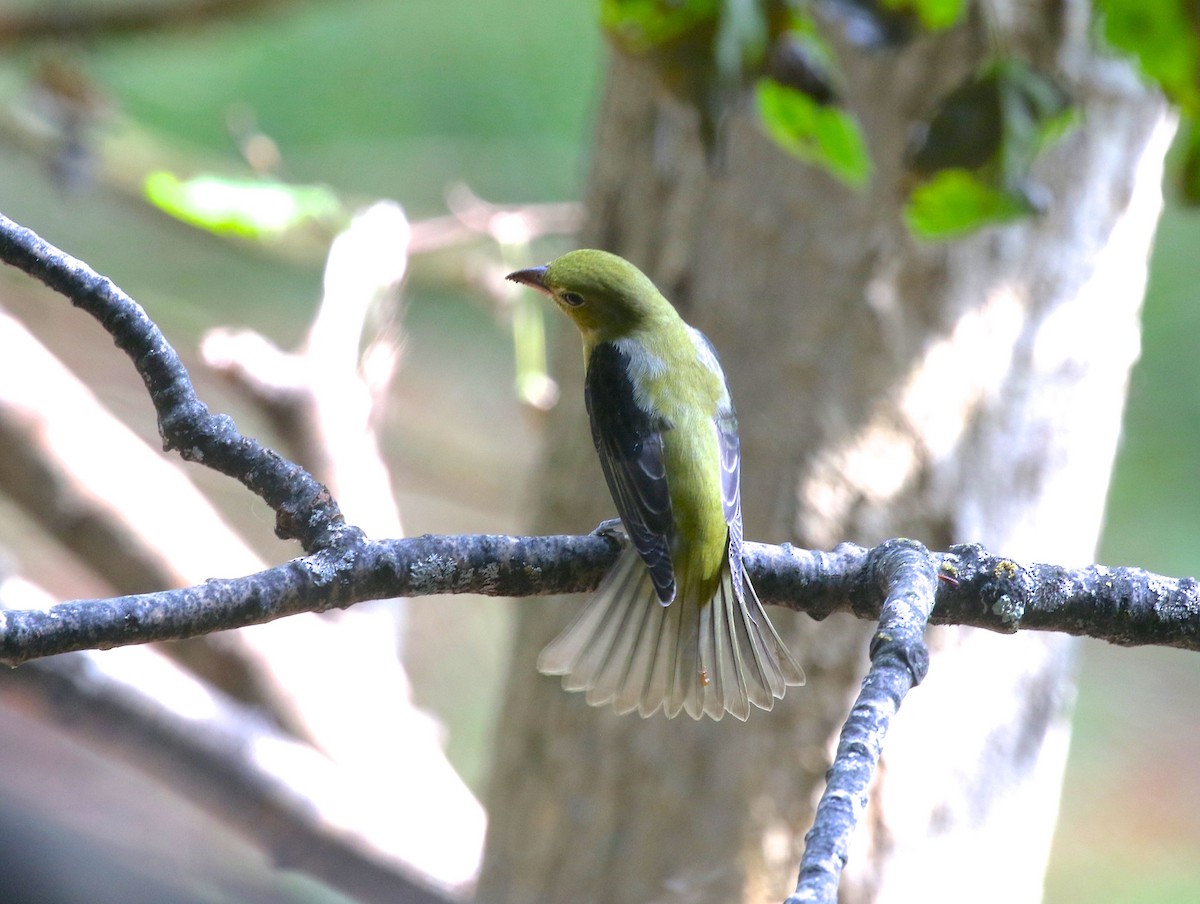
[755,78,871,186]
[880,0,968,31]
[1095,0,1200,111]
[904,168,1034,240]
[144,171,340,239]
[600,0,720,53]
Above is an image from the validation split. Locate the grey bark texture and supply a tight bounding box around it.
[478,5,1172,902]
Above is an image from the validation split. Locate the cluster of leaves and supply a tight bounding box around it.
[600,0,1188,240]
[904,58,1073,237]
[601,0,878,181]
[1094,0,1200,202]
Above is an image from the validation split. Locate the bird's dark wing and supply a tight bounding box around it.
[585,342,676,603]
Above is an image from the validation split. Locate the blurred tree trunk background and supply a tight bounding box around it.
[479,5,1172,902]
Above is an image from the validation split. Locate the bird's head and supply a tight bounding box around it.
[507,249,670,342]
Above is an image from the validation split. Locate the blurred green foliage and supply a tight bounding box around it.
[89,0,600,209]
[593,0,1081,235]
[905,58,1074,238]
[904,167,1032,237]
[1096,0,1199,111]
[880,0,967,30]
[0,0,600,336]
[1096,0,1200,203]
[143,170,341,237]
[601,0,720,53]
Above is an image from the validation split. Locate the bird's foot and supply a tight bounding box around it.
[591,518,627,543]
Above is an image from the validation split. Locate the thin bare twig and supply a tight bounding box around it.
[0,211,350,553]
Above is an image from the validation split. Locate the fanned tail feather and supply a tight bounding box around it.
[538,549,805,720]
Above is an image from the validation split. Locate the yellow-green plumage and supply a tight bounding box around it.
[508,249,804,720]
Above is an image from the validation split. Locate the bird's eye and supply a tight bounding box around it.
[561,291,585,307]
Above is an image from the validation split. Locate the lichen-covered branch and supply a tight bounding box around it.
[750,542,1200,650]
[1,533,1196,667]
[0,533,617,666]
[930,543,1200,649]
[785,539,936,904]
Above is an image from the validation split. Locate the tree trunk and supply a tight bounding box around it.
[478,5,1171,902]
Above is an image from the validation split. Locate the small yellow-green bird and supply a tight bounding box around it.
[508,249,804,720]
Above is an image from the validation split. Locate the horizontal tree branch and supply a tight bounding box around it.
[1,532,1196,667]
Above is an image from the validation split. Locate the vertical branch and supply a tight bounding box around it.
[788,541,935,903]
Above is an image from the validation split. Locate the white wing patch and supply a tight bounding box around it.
[612,336,668,414]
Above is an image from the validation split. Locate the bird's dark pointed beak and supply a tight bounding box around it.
[506,265,550,294]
